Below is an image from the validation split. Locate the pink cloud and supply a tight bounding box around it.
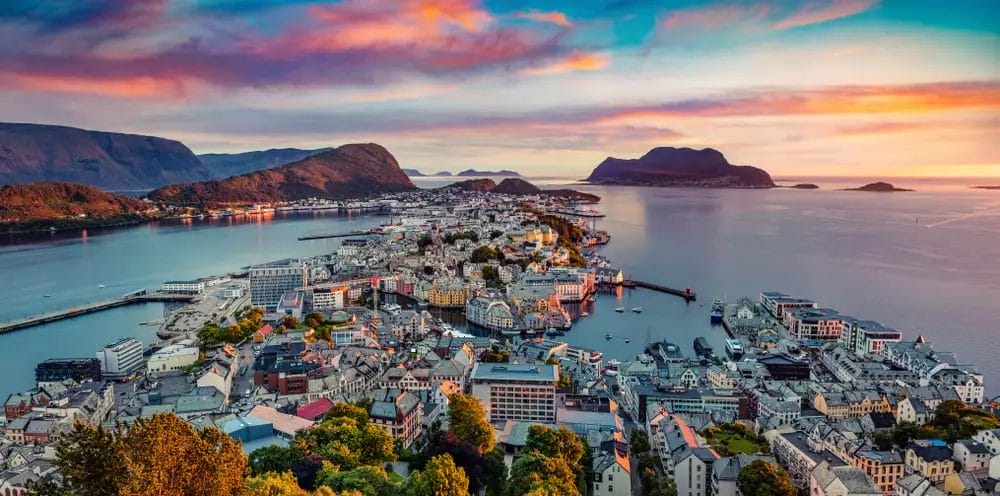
[773,0,878,30]
[512,10,573,27]
[660,0,878,33]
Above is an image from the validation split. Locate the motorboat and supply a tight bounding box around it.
[614,306,625,313]
[632,307,643,313]
[605,334,613,340]
[581,312,589,317]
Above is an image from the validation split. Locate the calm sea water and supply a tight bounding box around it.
[1,177,998,400]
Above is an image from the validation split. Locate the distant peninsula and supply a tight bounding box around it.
[0,182,159,233]
[586,146,774,188]
[443,178,600,202]
[199,147,333,178]
[789,183,819,189]
[403,169,454,177]
[843,182,913,192]
[972,185,1000,190]
[456,169,522,177]
[148,143,415,205]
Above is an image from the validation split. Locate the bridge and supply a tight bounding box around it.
[614,279,697,302]
[0,290,196,334]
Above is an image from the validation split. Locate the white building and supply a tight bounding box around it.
[470,363,557,423]
[146,343,200,374]
[593,447,631,496]
[466,296,516,331]
[249,261,307,310]
[95,337,144,378]
[809,461,881,496]
[161,280,205,294]
[311,284,348,310]
[974,429,1000,455]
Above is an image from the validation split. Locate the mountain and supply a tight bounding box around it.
[199,148,333,178]
[444,178,496,191]
[456,169,522,177]
[0,182,156,232]
[586,147,774,188]
[844,182,912,192]
[147,143,415,205]
[490,178,541,195]
[0,123,211,189]
[402,168,425,177]
[432,171,454,177]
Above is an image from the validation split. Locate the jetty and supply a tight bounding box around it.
[613,279,697,302]
[297,230,385,241]
[0,290,195,334]
[547,209,606,218]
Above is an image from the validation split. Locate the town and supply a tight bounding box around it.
[1,186,996,496]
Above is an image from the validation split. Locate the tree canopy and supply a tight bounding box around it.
[405,454,469,496]
[737,460,796,496]
[447,393,495,452]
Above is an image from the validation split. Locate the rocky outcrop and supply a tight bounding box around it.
[199,148,333,178]
[0,123,210,189]
[444,179,497,191]
[490,178,542,195]
[0,182,156,232]
[843,182,912,192]
[586,147,774,188]
[147,143,415,205]
[457,169,521,177]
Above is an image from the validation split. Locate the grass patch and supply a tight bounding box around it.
[702,423,770,456]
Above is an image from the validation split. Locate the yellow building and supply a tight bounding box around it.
[904,443,954,484]
[813,391,891,419]
[850,449,905,495]
[428,282,473,308]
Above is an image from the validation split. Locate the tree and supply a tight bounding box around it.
[283,316,302,329]
[479,345,510,363]
[410,431,491,494]
[470,245,498,263]
[293,416,395,470]
[522,425,586,495]
[46,421,128,496]
[245,471,310,495]
[484,448,508,496]
[406,454,469,496]
[506,451,580,496]
[490,230,504,240]
[630,429,651,455]
[325,402,371,425]
[249,445,302,475]
[448,393,495,452]
[737,460,796,496]
[315,463,400,496]
[119,414,248,496]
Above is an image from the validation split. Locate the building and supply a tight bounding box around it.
[952,440,992,473]
[466,296,516,331]
[785,308,843,341]
[974,429,1000,455]
[161,280,206,294]
[769,430,849,488]
[758,354,811,380]
[427,280,475,308]
[813,391,891,420]
[849,449,905,495]
[904,441,954,483]
[4,391,48,420]
[470,363,557,423]
[311,284,348,310]
[249,261,308,310]
[34,358,102,383]
[840,319,902,357]
[759,291,817,318]
[592,442,632,496]
[95,337,143,379]
[367,389,424,449]
[146,343,200,374]
[810,461,881,496]
[711,454,778,496]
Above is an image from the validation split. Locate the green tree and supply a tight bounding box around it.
[737,460,796,496]
[470,245,498,263]
[406,454,469,496]
[316,463,400,496]
[43,421,128,496]
[506,451,580,496]
[325,402,371,425]
[249,445,302,475]
[294,416,395,469]
[479,345,510,363]
[283,316,302,329]
[522,425,586,495]
[484,448,508,496]
[448,393,495,452]
[630,429,651,455]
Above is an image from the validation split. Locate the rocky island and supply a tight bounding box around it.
[456,169,522,177]
[0,182,159,233]
[147,143,415,205]
[443,177,600,201]
[972,185,1000,190]
[843,182,913,192]
[790,183,820,189]
[586,146,774,188]
[199,147,333,178]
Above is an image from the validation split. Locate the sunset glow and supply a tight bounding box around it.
[0,0,997,177]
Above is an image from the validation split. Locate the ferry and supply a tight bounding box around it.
[710,298,724,324]
[632,306,643,313]
[614,306,625,313]
[605,334,613,340]
[725,339,744,360]
[98,284,106,289]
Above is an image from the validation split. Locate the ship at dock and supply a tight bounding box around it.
[725,338,744,360]
[693,337,714,358]
[710,298,724,324]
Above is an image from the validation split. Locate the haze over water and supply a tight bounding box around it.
[1,177,998,400]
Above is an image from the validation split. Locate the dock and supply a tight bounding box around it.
[0,290,195,334]
[297,230,385,241]
[546,209,606,218]
[618,279,697,302]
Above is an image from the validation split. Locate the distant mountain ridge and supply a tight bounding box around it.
[443,177,600,201]
[0,182,157,232]
[457,169,521,177]
[0,122,211,189]
[586,147,773,188]
[148,143,415,205]
[199,148,333,178]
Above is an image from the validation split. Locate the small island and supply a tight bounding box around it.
[585,146,774,188]
[456,169,521,177]
[843,182,913,192]
[972,185,1000,190]
[790,183,819,189]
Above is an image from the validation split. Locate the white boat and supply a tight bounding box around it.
[632,306,643,313]
[581,312,589,317]
[614,306,625,313]
[97,284,106,289]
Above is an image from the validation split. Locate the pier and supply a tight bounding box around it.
[0,290,195,334]
[547,209,606,218]
[618,279,697,302]
[297,230,385,241]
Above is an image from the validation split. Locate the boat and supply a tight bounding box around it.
[605,334,613,340]
[98,284,106,289]
[604,369,619,377]
[710,298,724,324]
[581,312,589,317]
[43,295,51,298]
[632,306,643,313]
[694,337,714,357]
[614,306,625,313]
[725,338,744,360]
[624,338,631,343]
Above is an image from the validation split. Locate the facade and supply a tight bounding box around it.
[311,284,348,310]
[810,461,881,496]
[470,363,558,423]
[146,344,200,374]
[974,429,1000,455]
[813,391,891,420]
[952,440,991,473]
[904,442,954,483]
[34,358,101,383]
[785,308,843,341]
[367,389,423,449]
[249,261,308,310]
[593,448,631,496]
[466,296,516,331]
[95,337,144,378]
[849,449,904,495]
[427,280,475,308]
[759,291,817,318]
[161,280,205,294]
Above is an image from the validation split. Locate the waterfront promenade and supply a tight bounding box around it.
[0,290,195,334]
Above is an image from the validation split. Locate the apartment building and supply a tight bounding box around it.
[95,337,144,379]
[249,261,308,310]
[759,291,817,318]
[784,308,843,341]
[366,389,423,449]
[470,363,557,423]
[904,441,954,483]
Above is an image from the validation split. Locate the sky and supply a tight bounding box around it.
[0,0,998,178]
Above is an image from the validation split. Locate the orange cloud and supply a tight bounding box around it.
[512,10,573,27]
[773,0,878,30]
[2,73,186,98]
[521,50,610,75]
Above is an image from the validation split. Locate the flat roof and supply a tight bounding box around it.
[472,363,557,382]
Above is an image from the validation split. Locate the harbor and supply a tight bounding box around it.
[0,290,195,334]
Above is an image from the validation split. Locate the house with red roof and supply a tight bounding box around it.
[296,397,334,421]
[252,324,273,343]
